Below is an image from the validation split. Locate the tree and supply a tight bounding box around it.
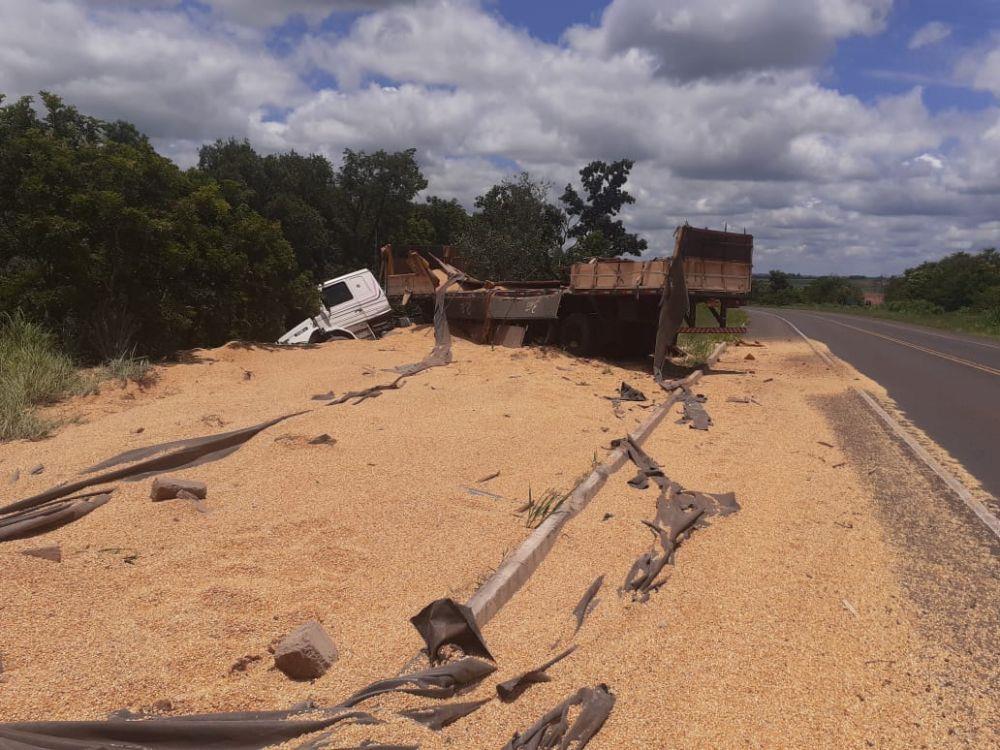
[560,159,647,266]
[0,93,316,359]
[458,173,566,281]
[331,148,428,271]
[197,140,338,277]
[802,276,864,306]
[885,248,1000,311]
[768,270,792,292]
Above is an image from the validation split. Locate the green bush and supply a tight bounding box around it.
[885,299,944,315]
[0,313,82,441]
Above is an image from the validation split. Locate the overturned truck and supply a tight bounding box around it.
[381,225,753,357]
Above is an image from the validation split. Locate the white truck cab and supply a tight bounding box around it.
[278,269,396,344]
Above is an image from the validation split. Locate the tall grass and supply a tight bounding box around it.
[676,305,748,364]
[0,313,83,441]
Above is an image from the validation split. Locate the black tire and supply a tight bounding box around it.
[307,329,330,344]
[559,313,598,356]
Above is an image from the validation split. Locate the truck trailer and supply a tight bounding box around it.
[381,225,753,357]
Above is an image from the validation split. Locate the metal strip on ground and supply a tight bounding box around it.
[466,343,728,627]
[755,309,1000,542]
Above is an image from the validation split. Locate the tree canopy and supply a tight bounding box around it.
[0,93,315,359]
[560,159,647,266]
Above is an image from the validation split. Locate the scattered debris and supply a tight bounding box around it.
[616,437,739,601]
[843,599,859,618]
[818,441,834,448]
[477,470,501,484]
[496,646,577,703]
[735,339,765,347]
[311,391,337,401]
[8,470,19,485]
[604,381,647,403]
[676,390,712,430]
[572,576,604,632]
[339,657,497,708]
[133,427,145,434]
[744,353,756,361]
[601,512,614,521]
[763,377,774,383]
[229,654,262,674]
[29,464,44,475]
[465,486,505,500]
[328,376,405,406]
[20,545,61,562]
[308,433,336,446]
[726,395,761,405]
[833,462,846,469]
[410,598,493,664]
[242,370,253,380]
[151,477,207,501]
[502,684,615,750]
[399,697,492,730]
[273,620,339,680]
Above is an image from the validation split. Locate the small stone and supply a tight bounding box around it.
[744,353,756,360]
[273,620,338,680]
[21,545,61,562]
[229,654,262,674]
[29,464,44,475]
[151,477,208,501]
[150,699,172,713]
[307,433,336,445]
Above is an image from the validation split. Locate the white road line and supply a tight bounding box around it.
[753,308,1000,542]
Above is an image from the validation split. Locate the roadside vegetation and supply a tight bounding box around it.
[752,249,1000,337]
[0,313,151,441]
[677,305,749,363]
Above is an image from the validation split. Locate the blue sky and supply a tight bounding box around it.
[2,0,999,274]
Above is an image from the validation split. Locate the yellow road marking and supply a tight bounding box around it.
[798,312,1000,378]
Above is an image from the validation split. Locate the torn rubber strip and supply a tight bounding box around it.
[572,576,604,633]
[0,491,111,544]
[338,658,496,708]
[0,707,376,750]
[496,646,577,703]
[398,697,492,730]
[0,413,302,516]
[501,684,615,750]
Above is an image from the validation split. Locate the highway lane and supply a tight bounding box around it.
[747,308,1000,499]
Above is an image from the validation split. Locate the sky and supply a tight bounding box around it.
[1,0,999,275]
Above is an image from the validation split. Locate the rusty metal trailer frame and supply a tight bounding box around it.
[381,227,753,352]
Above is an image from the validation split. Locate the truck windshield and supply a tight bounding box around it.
[322,281,354,309]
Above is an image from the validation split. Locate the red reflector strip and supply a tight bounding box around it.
[678,327,748,334]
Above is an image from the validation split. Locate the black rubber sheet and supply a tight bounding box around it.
[501,684,615,750]
[410,598,494,664]
[495,646,577,703]
[0,707,377,750]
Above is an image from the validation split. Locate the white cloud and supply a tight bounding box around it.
[2,0,999,274]
[908,21,951,50]
[0,0,303,145]
[83,0,411,26]
[565,0,892,80]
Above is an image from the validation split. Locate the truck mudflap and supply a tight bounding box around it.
[652,251,688,382]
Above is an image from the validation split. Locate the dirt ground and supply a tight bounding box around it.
[1,325,996,748]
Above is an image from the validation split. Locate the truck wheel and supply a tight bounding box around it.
[559,313,597,356]
[308,330,330,344]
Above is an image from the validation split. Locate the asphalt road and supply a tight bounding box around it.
[747,308,1000,499]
